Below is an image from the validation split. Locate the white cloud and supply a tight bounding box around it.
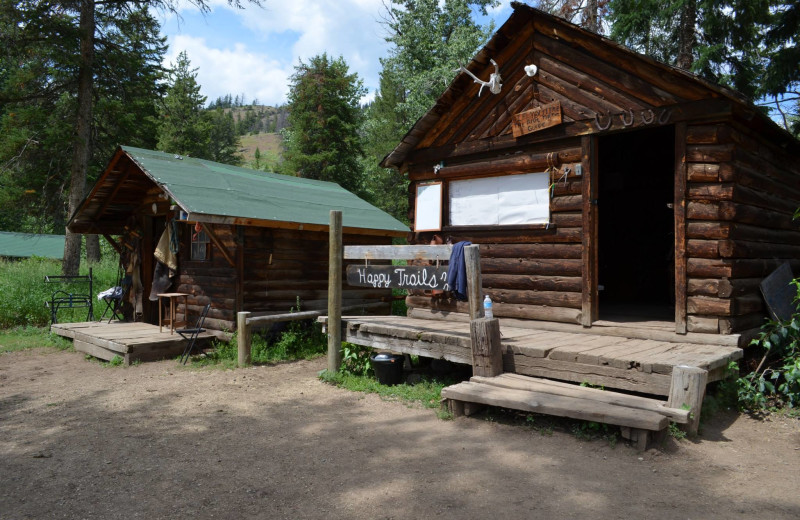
[161,0,390,106]
[164,35,293,106]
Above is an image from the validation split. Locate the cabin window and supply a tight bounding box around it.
[449,172,550,226]
[191,228,210,261]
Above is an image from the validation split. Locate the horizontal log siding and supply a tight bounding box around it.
[407,141,584,324]
[176,224,239,330]
[240,227,392,318]
[684,123,800,334]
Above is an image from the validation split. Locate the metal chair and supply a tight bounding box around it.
[177,303,211,365]
[100,275,132,323]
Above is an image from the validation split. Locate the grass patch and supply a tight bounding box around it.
[0,326,72,354]
[189,318,326,368]
[0,256,118,328]
[318,369,448,410]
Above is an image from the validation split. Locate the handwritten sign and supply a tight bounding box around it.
[512,101,562,138]
[347,265,449,290]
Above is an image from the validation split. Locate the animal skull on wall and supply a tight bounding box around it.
[458,59,503,97]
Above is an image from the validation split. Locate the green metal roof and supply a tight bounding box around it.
[121,146,408,233]
[0,231,65,259]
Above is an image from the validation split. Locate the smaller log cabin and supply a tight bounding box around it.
[382,3,800,340]
[69,146,408,336]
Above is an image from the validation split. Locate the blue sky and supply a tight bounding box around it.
[157,0,515,107]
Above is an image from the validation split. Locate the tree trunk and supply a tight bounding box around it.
[86,234,100,263]
[676,0,697,70]
[62,0,95,276]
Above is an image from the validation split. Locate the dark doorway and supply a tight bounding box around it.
[598,125,675,321]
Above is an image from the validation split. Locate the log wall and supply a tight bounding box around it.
[407,139,584,324]
[175,225,393,333]
[684,122,800,334]
[176,224,239,331]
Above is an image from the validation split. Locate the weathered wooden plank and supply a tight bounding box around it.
[477,373,689,423]
[74,339,127,364]
[547,335,625,362]
[343,330,472,365]
[506,331,581,358]
[574,338,657,366]
[441,381,668,430]
[504,352,673,395]
[344,245,452,261]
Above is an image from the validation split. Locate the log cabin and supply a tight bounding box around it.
[68,146,408,337]
[382,2,800,339]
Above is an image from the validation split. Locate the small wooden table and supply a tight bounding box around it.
[157,292,189,334]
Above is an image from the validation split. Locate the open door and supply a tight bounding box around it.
[597,125,676,323]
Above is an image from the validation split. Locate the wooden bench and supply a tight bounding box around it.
[45,268,93,328]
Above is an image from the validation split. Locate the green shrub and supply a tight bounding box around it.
[341,342,373,376]
[737,279,800,411]
[193,318,326,367]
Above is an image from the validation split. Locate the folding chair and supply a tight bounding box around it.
[178,303,211,365]
[100,275,132,323]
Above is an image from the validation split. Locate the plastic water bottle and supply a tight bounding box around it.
[483,295,493,319]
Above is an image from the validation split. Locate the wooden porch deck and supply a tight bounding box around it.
[338,315,743,396]
[51,321,214,366]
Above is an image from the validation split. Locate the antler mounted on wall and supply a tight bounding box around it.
[458,59,503,97]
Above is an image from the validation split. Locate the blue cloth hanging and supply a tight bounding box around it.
[447,241,472,301]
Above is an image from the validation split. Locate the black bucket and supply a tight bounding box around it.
[370,352,405,385]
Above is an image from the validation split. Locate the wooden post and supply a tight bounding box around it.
[327,210,343,373]
[674,122,688,334]
[464,244,483,320]
[667,365,708,436]
[237,311,251,367]
[581,135,598,326]
[470,317,503,377]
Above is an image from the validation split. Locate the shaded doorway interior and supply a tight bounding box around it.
[597,125,675,322]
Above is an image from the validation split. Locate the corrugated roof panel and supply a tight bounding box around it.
[122,146,408,233]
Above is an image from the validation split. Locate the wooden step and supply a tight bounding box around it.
[441,374,690,450]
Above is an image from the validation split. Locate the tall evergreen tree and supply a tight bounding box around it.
[282,53,367,195]
[0,4,165,240]
[207,107,240,164]
[156,51,211,157]
[380,0,498,123]
[607,0,770,100]
[361,67,412,223]
[1,0,260,275]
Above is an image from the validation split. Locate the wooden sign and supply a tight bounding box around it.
[512,101,562,138]
[347,265,449,291]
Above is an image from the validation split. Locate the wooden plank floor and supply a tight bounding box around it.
[51,321,213,365]
[338,315,743,396]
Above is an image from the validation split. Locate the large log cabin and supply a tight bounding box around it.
[382,2,800,339]
[69,146,408,337]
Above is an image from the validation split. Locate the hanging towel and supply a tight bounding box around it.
[154,225,178,271]
[446,241,472,301]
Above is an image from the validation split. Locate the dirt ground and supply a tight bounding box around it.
[1,348,799,520]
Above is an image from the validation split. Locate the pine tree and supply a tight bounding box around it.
[380,0,497,123]
[282,53,367,195]
[361,67,412,223]
[157,51,211,158]
[607,0,770,100]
